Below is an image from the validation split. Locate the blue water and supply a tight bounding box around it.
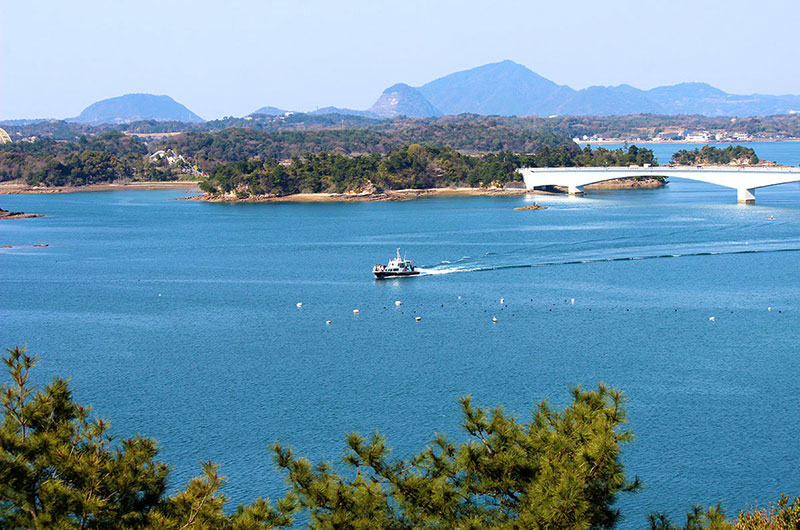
[2,168,800,527]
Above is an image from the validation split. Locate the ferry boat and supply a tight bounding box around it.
[373,249,420,279]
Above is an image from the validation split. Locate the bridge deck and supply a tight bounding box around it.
[517,165,800,203]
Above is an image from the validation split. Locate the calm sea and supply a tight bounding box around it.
[1,143,799,527]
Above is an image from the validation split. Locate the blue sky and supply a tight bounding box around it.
[2,0,799,120]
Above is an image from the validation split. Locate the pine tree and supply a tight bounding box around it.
[273,384,640,530]
[0,346,168,529]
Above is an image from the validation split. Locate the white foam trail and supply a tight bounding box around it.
[417,268,471,276]
[415,244,800,277]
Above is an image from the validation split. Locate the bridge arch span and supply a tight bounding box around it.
[517,166,800,203]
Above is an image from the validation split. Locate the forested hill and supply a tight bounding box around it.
[157,126,574,171]
[671,145,760,165]
[1,118,658,192]
[0,124,576,187]
[0,132,151,186]
[199,144,658,199]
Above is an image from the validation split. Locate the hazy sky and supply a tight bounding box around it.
[2,0,799,120]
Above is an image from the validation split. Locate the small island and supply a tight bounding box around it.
[671,145,763,166]
[514,203,548,210]
[0,207,45,220]
[193,144,661,203]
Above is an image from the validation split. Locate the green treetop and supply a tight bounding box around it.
[3,345,796,529]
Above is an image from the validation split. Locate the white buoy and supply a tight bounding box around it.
[325,320,331,325]
[571,298,575,305]
[158,293,162,297]
[296,302,303,308]
[768,306,772,311]
[492,316,498,323]
[353,309,359,315]
[415,316,421,321]
[395,300,402,306]
[500,297,505,304]
[709,316,715,321]
[457,296,462,300]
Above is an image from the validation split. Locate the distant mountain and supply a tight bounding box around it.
[559,84,660,116]
[647,82,727,101]
[71,94,203,124]
[250,106,291,116]
[418,60,571,116]
[368,83,442,118]
[56,63,800,125]
[643,82,800,116]
[369,60,800,118]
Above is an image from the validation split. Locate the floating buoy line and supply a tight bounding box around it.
[296,296,781,327]
[0,244,50,248]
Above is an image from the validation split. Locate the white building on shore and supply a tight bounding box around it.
[684,130,711,142]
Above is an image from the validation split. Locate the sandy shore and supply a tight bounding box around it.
[0,181,200,195]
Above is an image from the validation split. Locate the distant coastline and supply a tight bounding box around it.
[0,181,200,195]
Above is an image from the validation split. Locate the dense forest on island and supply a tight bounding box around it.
[154,126,574,169]
[199,144,659,198]
[670,145,760,166]
[2,346,799,529]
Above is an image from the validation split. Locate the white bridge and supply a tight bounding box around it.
[517,166,800,203]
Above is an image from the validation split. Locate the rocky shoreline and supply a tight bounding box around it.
[583,176,667,190]
[180,187,532,203]
[185,177,668,203]
[0,176,666,204]
[0,207,46,220]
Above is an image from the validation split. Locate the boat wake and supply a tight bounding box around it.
[416,242,800,276]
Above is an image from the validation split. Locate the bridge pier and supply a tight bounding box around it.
[568,184,585,196]
[737,187,756,204]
